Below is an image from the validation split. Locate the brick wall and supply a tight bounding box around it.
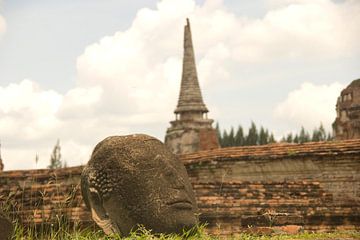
[0,167,92,227]
[199,128,220,151]
[0,139,359,234]
[184,140,360,233]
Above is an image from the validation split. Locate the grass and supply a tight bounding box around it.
[7,221,360,240]
[10,222,212,240]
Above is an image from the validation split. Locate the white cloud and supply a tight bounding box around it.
[2,140,92,170]
[0,79,62,139]
[0,13,6,37]
[76,0,359,132]
[0,80,61,170]
[57,86,103,119]
[273,82,344,132]
[0,0,5,36]
[1,0,359,170]
[0,80,113,170]
[234,0,360,62]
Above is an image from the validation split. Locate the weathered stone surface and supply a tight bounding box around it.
[175,18,207,114]
[333,79,360,140]
[165,19,219,154]
[166,126,219,154]
[81,134,199,236]
[0,211,13,240]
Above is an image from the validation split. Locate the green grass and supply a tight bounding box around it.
[10,223,213,240]
[8,221,360,240]
[231,231,360,240]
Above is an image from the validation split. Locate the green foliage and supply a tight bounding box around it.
[235,126,245,146]
[216,122,275,147]
[8,220,360,240]
[48,139,62,169]
[245,122,258,146]
[9,222,216,240]
[258,127,268,145]
[217,122,333,147]
[281,123,333,144]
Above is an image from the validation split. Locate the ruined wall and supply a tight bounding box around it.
[165,119,219,154]
[0,140,359,234]
[184,140,360,233]
[0,167,92,227]
[198,128,220,151]
[333,79,360,140]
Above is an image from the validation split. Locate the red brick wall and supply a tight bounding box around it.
[184,140,360,233]
[199,128,220,151]
[0,140,359,234]
[0,167,92,227]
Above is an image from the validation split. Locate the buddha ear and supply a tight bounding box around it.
[88,187,119,235]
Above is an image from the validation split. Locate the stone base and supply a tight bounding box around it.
[165,126,219,154]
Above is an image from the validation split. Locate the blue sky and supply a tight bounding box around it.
[0,0,359,170]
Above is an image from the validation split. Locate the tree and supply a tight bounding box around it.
[327,132,333,141]
[228,127,235,146]
[222,130,229,147]
[311,123,328,142]
[293,134,299,143]
[281,124,332,143]
[217,122,276,147]
[299,127,310,143]
[235,126,245,146]
[312,128,320,142]
[268,133,276,143]
[259,127,269,145]
[318,123,327,141]
[246,122,258,146]
[48,139,62,169]
[215,122,222,146]
[286,133,293,143]
[35,154,39,168]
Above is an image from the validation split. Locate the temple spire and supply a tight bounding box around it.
[165,18,220,154]
[175,18,208,114]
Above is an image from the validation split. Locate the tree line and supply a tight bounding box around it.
[46,122,333,169]
[280,124,332,144]
[216,122,276,147]
[216,122,333,147]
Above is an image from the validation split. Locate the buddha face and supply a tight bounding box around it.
[81,134,198,236]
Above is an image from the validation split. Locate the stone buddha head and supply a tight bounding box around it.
[81,134,199,236]
[0,211,13,240]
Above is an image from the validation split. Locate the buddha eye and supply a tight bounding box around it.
[154,154,176,176]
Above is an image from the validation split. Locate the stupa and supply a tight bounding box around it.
[333,79,360,140]
[165,19,219,154]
